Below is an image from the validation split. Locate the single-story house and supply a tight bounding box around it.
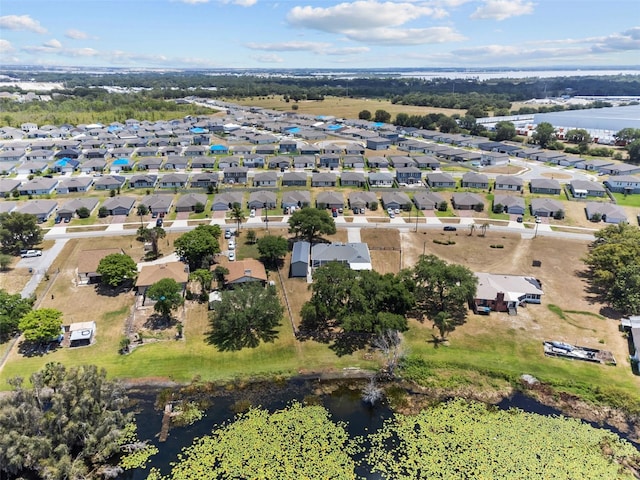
[341,171,366,187]
[426,172,456,189]
[585,202,627,224]
[18,177,58,196]
[183,145,207,157]
[218,155,241,170]
[604,175,640,194]
[292,155,316,169]
[76,248,125,284]
[16,199,58,222]
[367,156,389,169]
[220,258,268,287]
[569,180,606,198]
[366,137,391,150]
[101,196,136,216]
[56,177,93,194]
[494,175,523,192]
[190,172,219,189]
[253,171,278,187]
[530,198,564,218]
[191,158,216,169]
[136,156,164,170]
[368,172,394,187]
[316,191,344,210]
[164,155,189,170]
[348,191,377,209]
[452,192,484,210]
[248,191,277,209]
[389,156,415,169]
[461,172,489,189]
[0,149,25,162]
[16,161,48,175]
[413,155,440,169]
[129,174,158,189]
[493,195,525,215]
[140,194,174,214]
[282,190,311,210]
[311,242,372,271]
[80,158,107,173]
[282,171,308,187]
[93,175,126,191]
[175,193,208,212]
[473,272,543,314]
[576,158,615,171]
[0,179,21,196]
[381,192,412,211]
[212,192,244,211]
[620,316,640,364]
[159,173,189,189]
[529,178,562,195]
[243,154,265,169]
[480,151,509,166]
[57,197,99,221]
[290,241,310,278]
[311,172,337,187]
[413,191,444,210]
[135,261,189,302]
[343,155,366,169]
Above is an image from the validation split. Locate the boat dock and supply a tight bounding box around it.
[543,341,616,366]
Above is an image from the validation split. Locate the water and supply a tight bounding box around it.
[123,382,639,479]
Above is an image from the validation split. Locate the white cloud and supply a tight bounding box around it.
[470,0,534,21]
[227,0,258,6]
[0,15,47,34]
[65,29,89,40]
[326,46,370,55]
[245,41,331,52]
[590,27,640,53]
[175,0,211,4]
[0,39,15,54]
[253,54,284,63]
[176,0,257,5]
[287,1,446,33]
[43,39,62,49]
[348,26,465,45]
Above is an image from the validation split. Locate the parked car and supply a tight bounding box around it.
[332,210,338,218]
[228,241,235,250]
[250,209,256,218]
[359,208,365,214]
[228,251,235,261]
[21,249,42,258]
[443,226,457,231]
[156,218,163,227]
[224,229,232,239]
[516,216,523,223]
[535,216,541,224]
[64,217,71,224]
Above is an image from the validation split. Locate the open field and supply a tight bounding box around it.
[230,95,467,120]
[1,229,638,406]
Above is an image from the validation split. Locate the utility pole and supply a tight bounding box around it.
[264,203,269,232]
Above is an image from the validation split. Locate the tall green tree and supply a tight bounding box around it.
[230,205,245,233]
[138,226,166,258]
[494,121,516,141]
[146,278,184,318]
[411,255,477,338]
[532,122,555,148]
[374,109,391,123]
[174,224,221,270]
[288,207,336,244]
[0,290,34,341]
[0,212,43,254]
[0,363,134,480]
[358,109,372,120]
[190,268,213,295]
[613,127,640,145]
[207,283,283,351]
[96,253,137,287]
[437,116,459,134]
[627,138,640,164]
[256,235,288,269]
[18,308,63,343]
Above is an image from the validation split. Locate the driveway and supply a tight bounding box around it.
[19,239,69,299]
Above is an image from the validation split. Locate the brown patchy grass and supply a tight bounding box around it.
[229,95,466,120]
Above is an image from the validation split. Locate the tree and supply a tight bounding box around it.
[98,206,109,218]
[437,116,459,134]
[0,212,43,254]
[411,255,478,337]
[359,109,372,120]
[494,121,516,141]
[532,122,555,148]
[0,363,135,480]
[76,206,91,219]
[374,109,391,123]
[432,311,455,341]
[0,290,33,341]
[230,205,245,233]
[207,283,283,351]
[194,201,205,214]
[609,263,640,315]
[613,127,640,145]
[565,128,591,153]
[174,224,221,270]
[190,268,213,295]
[288,207,336,244]
[212,265,229,289]
[137,204,149,226]
[246,229,257,244]
[0,253,12,271]
[146,278,184,318]
[18,308,63,343]
[627,138,640,164]
[584,223,640,313]
[96,253,137,287]
[256,235,288,269]
[138,226,166,258]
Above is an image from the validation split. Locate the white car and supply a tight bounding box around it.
[250,209,256,218]
[228,241,235,250]
[20,249,42,258]
[228,251,235,261]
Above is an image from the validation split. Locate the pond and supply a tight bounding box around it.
[123,379,639,479]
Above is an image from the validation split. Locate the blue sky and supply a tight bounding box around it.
[1,0,639,69]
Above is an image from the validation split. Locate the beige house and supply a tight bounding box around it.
[76,248,125,285]
[135,261,189,302]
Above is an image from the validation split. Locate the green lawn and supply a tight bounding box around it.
[611,192,640,207]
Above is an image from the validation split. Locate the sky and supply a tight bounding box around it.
[0,0,639,70]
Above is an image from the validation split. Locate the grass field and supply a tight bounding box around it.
[1,228,638,409]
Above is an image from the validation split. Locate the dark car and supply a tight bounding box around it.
[516,216,523,223]
[443,225,457,231]
[156,218,163,227]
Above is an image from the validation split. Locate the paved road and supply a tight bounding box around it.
[18,238,69,299]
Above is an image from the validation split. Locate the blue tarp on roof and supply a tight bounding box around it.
[286,127,300,134]
[373,122,385,128]
[327,125,342,131]
[55,157,71,166]
[190,127,206,134]
[107,125,121,133]
[210,145,228,152]
[113,158,130,165]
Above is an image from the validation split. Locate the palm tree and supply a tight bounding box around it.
[231,204,245,234]
[479,223,490,237]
